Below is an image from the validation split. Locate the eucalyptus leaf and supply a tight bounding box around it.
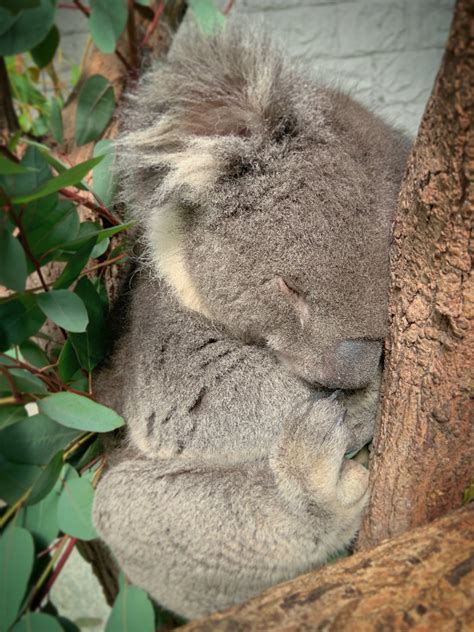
[38,392,124,432]
[188,0,225,34]
[2,0,41,14]
[69,277,108,370]
[27,449,64,505]
[0,527,35,632]
[0,228,27,292]
[37,290,89,333]
[0,454,40,505]
[19,340,49,368]
[57,477,97,540]
[58,339,80,382]
[0,155,34,175]
[90,0,128,54]
[31,23,59,68]
[0,294,46,352]
[92,139,116,206]
[50,97,64,142]
[75,75,115,146]
[0,0,55,56]
[11,612,64,632]
[0,405,27,430]
[54,237,96,290]
[11,156,104,205]
[0,368,48,395]
[17,487,60,548]
[0,414,81,465]
[105,584,155,632]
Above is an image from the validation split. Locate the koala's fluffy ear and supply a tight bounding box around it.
[116,21,300,206]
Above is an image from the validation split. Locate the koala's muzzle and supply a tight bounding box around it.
[319,339,383,390]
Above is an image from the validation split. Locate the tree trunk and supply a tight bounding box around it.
[357,0,474,549]
[180,505,474,632]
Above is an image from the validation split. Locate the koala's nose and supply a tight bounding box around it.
[320,339,383,390]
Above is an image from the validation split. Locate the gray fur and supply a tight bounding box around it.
[93,22,409,619]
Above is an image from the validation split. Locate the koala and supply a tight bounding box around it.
[92,22,409,620]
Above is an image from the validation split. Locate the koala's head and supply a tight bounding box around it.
[117,23,410,390]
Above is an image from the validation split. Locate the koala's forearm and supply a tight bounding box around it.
[94,398,368,619]
[95,277,319,459]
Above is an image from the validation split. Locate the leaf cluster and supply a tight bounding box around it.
[0,1,227,630]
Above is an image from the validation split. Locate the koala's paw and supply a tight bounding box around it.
[339,369,382,451]
[272,398,369,514]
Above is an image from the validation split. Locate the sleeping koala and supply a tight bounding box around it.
[93,23,409,619]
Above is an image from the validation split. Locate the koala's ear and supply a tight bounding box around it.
[117,22,299,201]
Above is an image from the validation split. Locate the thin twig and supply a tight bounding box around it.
[0,488,32,529]
[63,432,95,461]
[222,0,235,15]
[127,0,139,71]
[141,0,165,48]
[39,537,78,604]
[59,188,121,226]
[9,206,49,292]
[72,0,90,16]
[0,366,21,403]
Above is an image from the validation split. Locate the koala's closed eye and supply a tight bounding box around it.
[276,277,310,324]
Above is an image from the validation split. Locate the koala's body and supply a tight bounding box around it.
[93,23,409,619]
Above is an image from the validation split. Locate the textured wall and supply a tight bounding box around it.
[237,0,455,135]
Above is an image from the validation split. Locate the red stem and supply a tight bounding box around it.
[222,0,235,15]
[40,537,78,601]
[59,188,121,226]
[141,0,165,48]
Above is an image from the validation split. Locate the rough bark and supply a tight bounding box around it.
[357,0,474,549]
[180,505,474,632]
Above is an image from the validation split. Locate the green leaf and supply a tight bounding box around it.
[63,221,133,251]
[19,340,49,368]
[0,454,40,505]
[106,584,155,632]
[0,294,46,352]
[38,392,124,432]
[90,0,128,54]
[49,97,64,143]
[53,237,96,290]
[22,199,80,260]
[37,290,89,333]
[17,486,60,548]
[188,0,225,34]
[90,237,109,259]
[69,277,108,370]
[2,1,41,14]
[28,449,64,505]
[11,612,64,632]
[0,145,52,205]
[0,228,28,292]
[92,139,116,206]
[57,339,80,382]
[0,0,55,56]
[0,405,27,430]
[0,527,35,632]
[57,477,97,540]
[0,155,34,175]
[0,368,48,395]
[11,156,104,204]
[0,414,81,465]
[31,23,59,68]
[75,75,115,146]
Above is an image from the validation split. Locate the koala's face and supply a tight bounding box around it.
[183,138,394,391]
[118,30,408,391]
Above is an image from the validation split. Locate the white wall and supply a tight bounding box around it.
[237,0,455,135]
